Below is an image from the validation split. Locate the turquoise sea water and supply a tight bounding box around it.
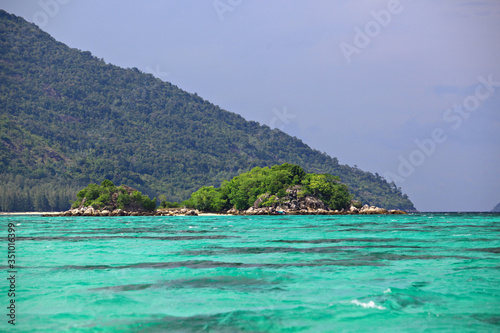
[2,213,500,332]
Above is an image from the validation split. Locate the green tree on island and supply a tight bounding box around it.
[72,180,156,211]
[181,163,351,212]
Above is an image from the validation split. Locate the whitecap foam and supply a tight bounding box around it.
[351,300,386,310]
[383,288,391,294]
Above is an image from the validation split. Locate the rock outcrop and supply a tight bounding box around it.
[251,185,330,212]
[223,205,405,216]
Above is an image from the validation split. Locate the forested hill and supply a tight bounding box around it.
[0,10,415,212]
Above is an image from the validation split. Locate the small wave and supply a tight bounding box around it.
[351,300,386,310]
[383,288,391,294]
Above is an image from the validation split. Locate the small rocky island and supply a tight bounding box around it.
[44,180,157,217]
[44,164,407,217]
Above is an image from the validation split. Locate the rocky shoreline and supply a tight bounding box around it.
[42,204,406,217]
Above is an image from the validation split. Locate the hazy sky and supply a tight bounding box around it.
[1,0,499,211]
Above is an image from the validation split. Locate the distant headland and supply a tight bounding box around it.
[0,10,415,213]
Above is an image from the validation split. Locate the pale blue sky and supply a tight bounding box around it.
[1,0,499,211]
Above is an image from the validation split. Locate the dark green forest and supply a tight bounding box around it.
[0,10,415,212]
